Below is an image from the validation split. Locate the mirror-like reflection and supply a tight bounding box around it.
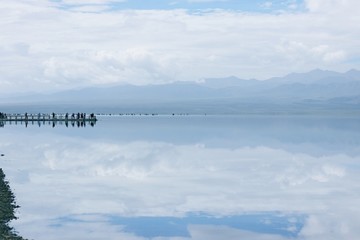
[0,120,96,128]
[0,115,359,239]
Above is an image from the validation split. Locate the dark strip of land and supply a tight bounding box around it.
[0,169,27,240]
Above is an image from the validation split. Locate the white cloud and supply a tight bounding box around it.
[299,211,360,240]
[68,5,111,12]
[323,50,347,63]
[260,1,273,9]
[15,218,143,240]
[0,0,359,93]
[275,40,349,68]
[41,48,180,86]
[304,0,360,13]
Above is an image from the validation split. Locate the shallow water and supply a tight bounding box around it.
[1,115,360,239]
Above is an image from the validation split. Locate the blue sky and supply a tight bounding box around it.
[0,0,359,93]
[51,212,304,238]
[56,0,305,12]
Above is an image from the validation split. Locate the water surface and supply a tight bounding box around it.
[1,115,359,239]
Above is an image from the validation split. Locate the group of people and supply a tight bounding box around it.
[65,112,96,120]
[0,112,97,121]
[0,112,8,119]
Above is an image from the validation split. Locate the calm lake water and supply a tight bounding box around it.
[1,115,360,239]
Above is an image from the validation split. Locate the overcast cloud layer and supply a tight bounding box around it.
[0,0,359,93]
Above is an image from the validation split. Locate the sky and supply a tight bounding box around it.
[0,0,359,93]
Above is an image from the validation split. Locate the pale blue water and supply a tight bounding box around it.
[1,115,360,239]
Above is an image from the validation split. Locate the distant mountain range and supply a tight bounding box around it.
[1,69,360,114]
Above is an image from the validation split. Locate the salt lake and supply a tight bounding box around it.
[1,114,359,239]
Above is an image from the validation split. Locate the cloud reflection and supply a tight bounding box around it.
[0,117,359,239]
